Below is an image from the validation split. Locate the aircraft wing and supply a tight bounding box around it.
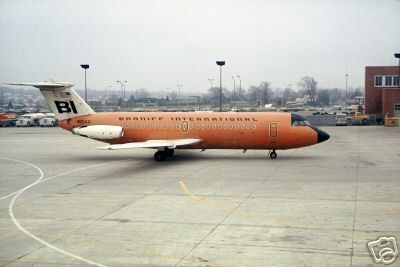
[97,139,202,150]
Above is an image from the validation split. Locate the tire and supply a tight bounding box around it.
[270,151,277,159]
[154,151,166,161]
[166,149,174,157]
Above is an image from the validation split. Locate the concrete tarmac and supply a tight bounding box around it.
[0,126,399,266]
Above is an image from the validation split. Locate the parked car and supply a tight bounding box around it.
[335,113,348,126]
[346,112,369,125]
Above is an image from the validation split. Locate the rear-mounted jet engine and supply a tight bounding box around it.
[72,125,124,139]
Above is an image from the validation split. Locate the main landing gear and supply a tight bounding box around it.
[269,150,277,159]
[153,148,174,161]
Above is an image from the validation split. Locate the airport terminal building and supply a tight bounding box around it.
[365,66,400,119]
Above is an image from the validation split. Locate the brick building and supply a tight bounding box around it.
[365,66,400,119]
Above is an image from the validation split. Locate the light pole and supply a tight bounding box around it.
[0,87,3,113]
[116,80,127,111]
[123,81,127,110]
[236,75,241,102]
[345,73,349,98]
[231,76,236,102]
[208,78,214,108]
[208,78,214,89]
[80,64,89,102]
[176,84,183,111]
[216,61,225,112]
[103,85,112,112]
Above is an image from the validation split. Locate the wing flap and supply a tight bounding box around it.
[98,139,202,150]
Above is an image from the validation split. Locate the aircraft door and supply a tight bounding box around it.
[268,122,278,145]
[269,122,278,137]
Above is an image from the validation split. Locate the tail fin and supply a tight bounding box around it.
[9,81,95,120]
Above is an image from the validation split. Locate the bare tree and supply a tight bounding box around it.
[282,87,296,104]
[169,91,178,101]
[259,81,272,105]
[222,88,232,101]
[317,89,330,106]
[298,76,318,105]
[208,87,221,107]
[135,88,150,99]
[247,86,260,105]
[328,88,344,105]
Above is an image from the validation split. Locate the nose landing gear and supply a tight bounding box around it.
[269,150,277,159]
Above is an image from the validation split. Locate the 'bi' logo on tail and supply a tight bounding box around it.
[55,101,78,114]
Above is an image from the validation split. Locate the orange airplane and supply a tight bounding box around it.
[11,81,330,161]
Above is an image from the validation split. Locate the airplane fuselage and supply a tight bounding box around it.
[58,112,323,150]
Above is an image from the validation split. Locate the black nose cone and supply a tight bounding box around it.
[310,126,330,143]
[317,129,330,143]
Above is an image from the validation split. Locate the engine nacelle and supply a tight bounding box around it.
[72,125,124,139]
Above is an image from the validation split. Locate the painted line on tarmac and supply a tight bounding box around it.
[178,180,305,227]
[0,227,233,267]
[384,205,400,220]
[0,157,43,200]
[0,157,45,201]
[178,180,385,239]
[0,189,24,201]
[0,159,125,201]
[2,158,231,267]
[2,157,117,267]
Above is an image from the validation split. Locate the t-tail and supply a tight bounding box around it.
[9,81,95,120]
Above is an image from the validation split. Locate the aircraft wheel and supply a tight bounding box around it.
[166,148,174,157]
[154,151,166,161]
[270,150,277,159]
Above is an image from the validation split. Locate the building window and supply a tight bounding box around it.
[394,76,400,86]
[395,104,400,110]
[375,76,383,86]
[385,76,392,86]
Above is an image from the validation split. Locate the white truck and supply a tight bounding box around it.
[39,113,57,127]
[335,113,348,126]
[16,113,46,127]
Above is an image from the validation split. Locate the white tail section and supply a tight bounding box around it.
[9,81,95,120]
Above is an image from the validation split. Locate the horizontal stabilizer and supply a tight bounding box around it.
[8,82,74,90]
[98,139,202,150]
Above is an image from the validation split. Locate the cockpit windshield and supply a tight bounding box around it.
[291,114,311,126]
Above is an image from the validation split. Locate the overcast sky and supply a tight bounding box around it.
[0,0,399,94]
